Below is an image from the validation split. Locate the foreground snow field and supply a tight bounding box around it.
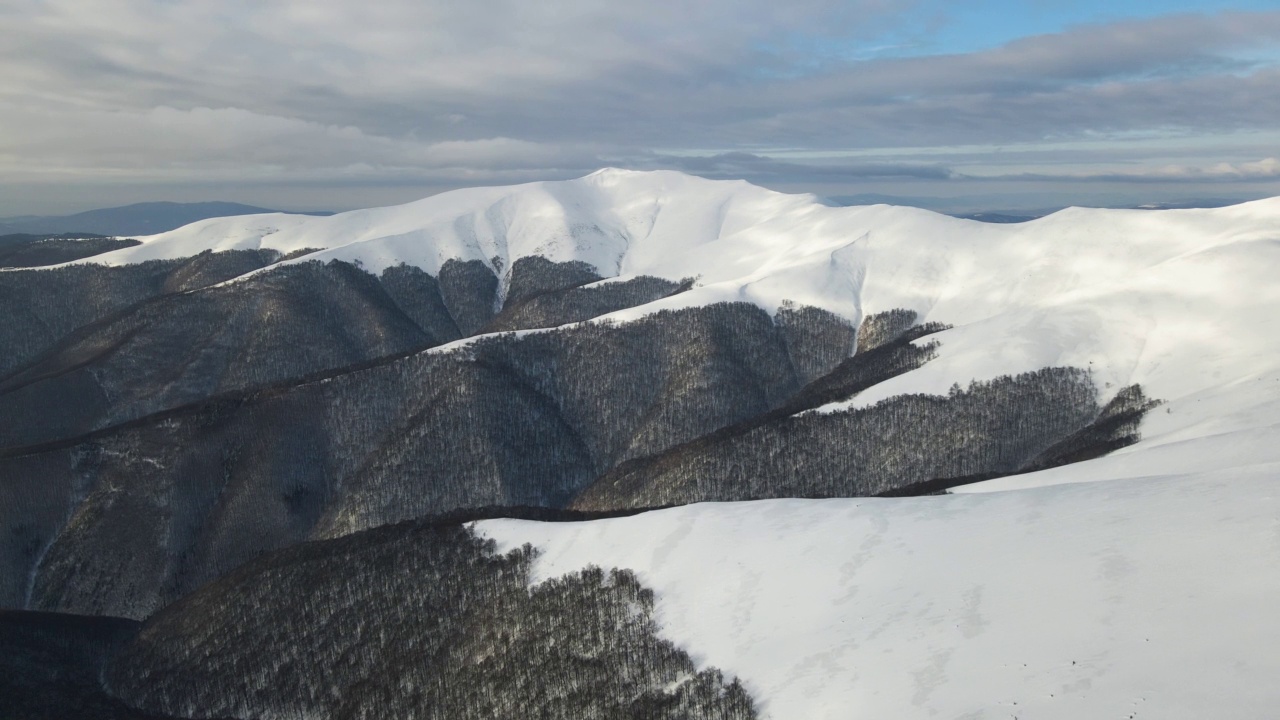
[477,469,1280,720]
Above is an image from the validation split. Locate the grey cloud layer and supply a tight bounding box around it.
[1,1,1278,194]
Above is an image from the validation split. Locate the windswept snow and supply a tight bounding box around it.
[476,469,1280,720]
[61,169,1280,488]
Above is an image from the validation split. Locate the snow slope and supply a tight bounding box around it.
[476,468,1280,720]
[59,169,1280,488]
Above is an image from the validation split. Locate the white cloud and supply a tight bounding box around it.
[0,105,605,183]
[1003,157,1280,183]
[0,2,1278,209]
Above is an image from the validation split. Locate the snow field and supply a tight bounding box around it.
[477,469,1280,720]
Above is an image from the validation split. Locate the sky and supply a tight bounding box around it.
[2,0,1279,215]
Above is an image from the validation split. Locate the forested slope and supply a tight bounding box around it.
[101,519,756,720]
[1,300,856,617]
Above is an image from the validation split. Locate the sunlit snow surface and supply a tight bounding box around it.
[476,469,1280,719]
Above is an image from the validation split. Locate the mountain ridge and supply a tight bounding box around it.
[0,201,332,237]
[8,170,1280,493]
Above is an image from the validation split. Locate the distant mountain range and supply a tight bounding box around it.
[0,234,141,268]
[826,193,1255,222]
[0,201,332,237]
[3,195,1244,239]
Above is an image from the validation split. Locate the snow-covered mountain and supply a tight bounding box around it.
[4,169,1280,719]
[57,168,1280,490]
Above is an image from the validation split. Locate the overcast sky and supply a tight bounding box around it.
[2,0,1279,214]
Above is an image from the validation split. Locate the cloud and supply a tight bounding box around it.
[0,2,1279,207]
[650,152,956,181]
[982,157,1280,184]
[0,105,607,182]
[0,0,908,118]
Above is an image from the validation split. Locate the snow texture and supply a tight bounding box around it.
[477,468,1280,720]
